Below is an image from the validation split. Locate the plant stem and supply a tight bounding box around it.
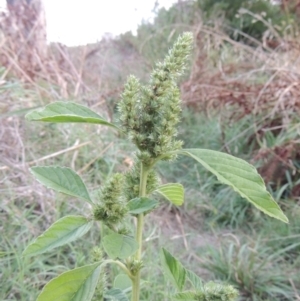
[105,259,134,280]
[131,162,149,301]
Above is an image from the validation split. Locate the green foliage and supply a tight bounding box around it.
[105,288,129,301]
[160,248,186,291]
[26,101,119,129]
[30,166,92,203]
[36,263,102,301]
[23,215,93,256]
[102,233,138,260]
[23,32,287,301]
[198,0,296,41]
[114,274,132,290]
[127,197,159,215]
[208,187,255,228]
[161,249,238,301]
[185,269,203,291]
[179,149,288,223]
[153,183,184,206]
[200,238,299,300]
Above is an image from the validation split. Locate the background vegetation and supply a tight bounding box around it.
[1,0,300,300]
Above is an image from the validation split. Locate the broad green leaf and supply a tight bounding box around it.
[26,101,119,129]
[127,197,158,215]
[102,233,138,260]
[114,274,132,290]
[23,215,93,256]
[30,166,92,203]
[160,248,186,291]
[154,183,184,206]
[173,291,198,300]
[179,149,288,223]
[185,269,203,290]
[105,288,129,301]
[36,262,102,301]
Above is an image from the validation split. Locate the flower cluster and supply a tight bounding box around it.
[119,32,193,163]
[93,173,128,231]
[199,282,238,301]
[123,159,160,202]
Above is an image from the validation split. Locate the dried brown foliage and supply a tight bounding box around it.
[281,0,300,15]
[182,25,300,197]
[252,142,300,199]
[182,26,300,119]
[0,0,86,98]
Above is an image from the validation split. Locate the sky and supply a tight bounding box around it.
[0,0,177,46]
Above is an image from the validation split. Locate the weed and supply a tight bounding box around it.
[22,33,287,301]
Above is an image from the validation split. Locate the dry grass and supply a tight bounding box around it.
[183,25,300,118]
[0,0,92,98]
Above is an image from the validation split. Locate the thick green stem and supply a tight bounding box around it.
[131,162,149,301]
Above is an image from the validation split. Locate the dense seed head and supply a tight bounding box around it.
[118,32,193,163]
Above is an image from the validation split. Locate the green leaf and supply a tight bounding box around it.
[179,149,288,223]
[114,274,132,290]
[173,291,198,300]
[36,262,102,301]
[23,215,93,256]
[30,166,92,204]
[185,269,203,290]
[102,233,138,259]
[26,101,119,129]
[154,183,184,206]
[105,288,129,301]
[127,197,158,215]
[160,248,186,291]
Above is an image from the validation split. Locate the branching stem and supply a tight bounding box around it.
[105,259,134,280]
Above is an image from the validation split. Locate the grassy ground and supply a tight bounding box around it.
[1,95,299,300]
[1,7,300,300]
